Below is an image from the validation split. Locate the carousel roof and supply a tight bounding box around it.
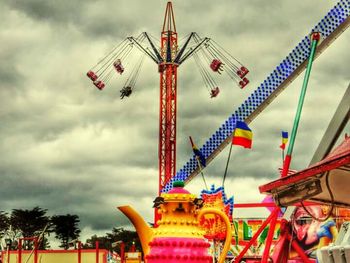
[259,135,350,207]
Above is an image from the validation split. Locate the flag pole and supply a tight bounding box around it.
[189,136,208,190]
[282,32,320,177]
[222,142,233,187]
[223,121,252,185]
[196,158,208,190]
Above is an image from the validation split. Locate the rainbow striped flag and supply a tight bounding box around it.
[280,131,288,150]
[232,121,253,149]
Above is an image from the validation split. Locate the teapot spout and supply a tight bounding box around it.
[118,205,153,256]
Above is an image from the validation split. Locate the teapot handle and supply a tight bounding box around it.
[198,208,232,263]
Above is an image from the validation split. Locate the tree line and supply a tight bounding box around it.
[83,227,142,255]
[1,207,81,250]
[0,207,141,254]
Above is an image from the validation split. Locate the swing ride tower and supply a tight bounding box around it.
[87,1,250,195]
[158,3,178,195]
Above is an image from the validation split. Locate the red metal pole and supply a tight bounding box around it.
[158,62,177,193]
[130,241,136,252]
[261,211,278,262]
[34,237,38,263]
[120,242,125,263]
[270,229,289,262]
[234,207,280,262]
[78,241,82,263]
[234,201,318,208]
[18,238,22,263]
[95,241,99,263]
[235,202,277,208]
[282,154,292,177]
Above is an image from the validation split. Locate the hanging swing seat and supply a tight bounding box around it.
[210,87,220,98]
[93,80,105,90]
[239,77,249,89]
[237,66,249,78]
[87,70,98,81]
[120,86,133,99]
[210,59,223,73]
[113,59,125,74]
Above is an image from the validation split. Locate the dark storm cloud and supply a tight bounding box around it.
[3,0,160,39]
[0,150,156,231]
[4,0,80,22]
[0,61,22,87]
[0,171,53,203]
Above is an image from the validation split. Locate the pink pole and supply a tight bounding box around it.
[34,237,38,263]
[120,242,125,263]
[78,241,81,263]
[7,249,10,263]
[95,241,99,263]
[18,239,22,263]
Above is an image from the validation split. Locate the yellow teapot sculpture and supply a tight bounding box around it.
[118,181,232,263]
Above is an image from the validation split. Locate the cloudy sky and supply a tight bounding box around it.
[1,0,349,245]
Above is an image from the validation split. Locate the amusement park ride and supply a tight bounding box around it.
[86,2,250,196]
[86,1,350,262]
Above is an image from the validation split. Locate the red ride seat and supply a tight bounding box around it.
[239,77,249,89]
[113,59,124,74]
[237,66,249,78]
[87,70,98,81]
[210,59,223,72]
[210,87,220,98]
[93,80,105,90]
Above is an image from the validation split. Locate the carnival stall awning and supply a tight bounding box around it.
[259,136,350,207]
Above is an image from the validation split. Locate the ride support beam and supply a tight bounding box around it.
[159,64,177,193]
[261,213,278,262]
[310,83,350,165]
[234,207,280,263]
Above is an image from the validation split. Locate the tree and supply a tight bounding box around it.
[51,214,81,249]
[10,207,50,249]
[84,234,112,249]
[0,211,10,250]
[84,227,142,254]
[0,211,9,236]
[108,227,141,253]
